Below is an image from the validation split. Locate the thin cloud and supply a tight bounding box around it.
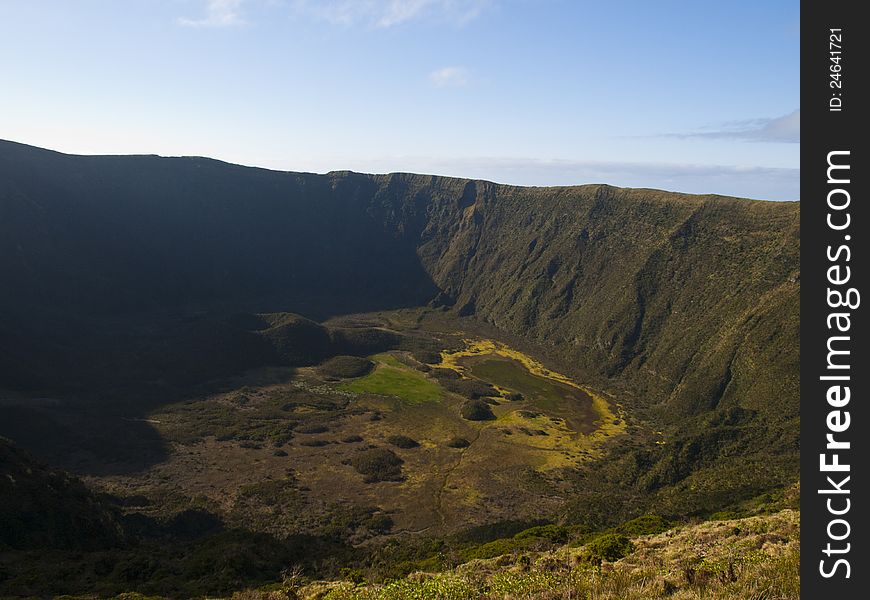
[665,110,800,143]
[429,66,470,87]
[293,0,492,27]
[178,0,246,28]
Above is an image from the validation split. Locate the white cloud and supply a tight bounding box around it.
[429,66,470,87]
[178,0,247,28]
[666,109,800,143]
[293,0,492,28]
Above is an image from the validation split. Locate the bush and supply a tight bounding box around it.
[330,328,402,356]
[514,524,570,544]
[295,423,329,434]
[617,514,673,536]
[412,349,443,364]
[318,356,374,379]
[341,435,363,443]
[344,448,404,483]
[505,392,524,401]
[363,513,394,534]
[444,379,498,399]
[460,400,495,421]
[586,533,634,562]
[387,435,420,449]
[430,368,462,380]
[446,437,471,448]
[460,537,542,561]
[299,439,330,447]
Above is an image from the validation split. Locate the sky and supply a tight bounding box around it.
[0,0,800,200]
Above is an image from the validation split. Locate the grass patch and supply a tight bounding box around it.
[338,354,442,405]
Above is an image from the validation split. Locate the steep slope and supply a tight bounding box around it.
[407,179,800,423]
[0,139,799,505]
[0,437,124,550]
[0,141,437,320]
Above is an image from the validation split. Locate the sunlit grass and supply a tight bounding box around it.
[338,353,442,405]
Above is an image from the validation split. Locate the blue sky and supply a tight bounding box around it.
[0,0,799,199]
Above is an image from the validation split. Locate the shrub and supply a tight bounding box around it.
[387,435,420,449]
[586,533,634,562]
[460,400,495,421]
[446,437,471,448]
[444,379,498,399]
[341,435,364,443]
[460,537,541,561]
[295,424,329,434]
[412,349,443,364]
[505,392,524,401]
[363,513,394,534]
[330,328,402,356]
[430,368,462,380]
[299,439,331,447]
[617,514,673,536]
[344,448,404,483]
[318,356,374,379]
[514,524,570,544]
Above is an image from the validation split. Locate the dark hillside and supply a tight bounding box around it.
[0,437,124,550]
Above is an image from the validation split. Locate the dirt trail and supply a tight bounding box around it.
[432,425,485,528]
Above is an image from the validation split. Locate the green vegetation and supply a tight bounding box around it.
[296,423,329,434]
[319,356,375,379]
[343,448,404,483]
[586,533,634,562]
[459,400,495,421]
[430,368,461,381]
[514,524,570,544]
[441,378,498,399]
[386,435,419,449]
[616,514,673,536]
[232,510,799,600]
[411,349,443,364]
[446,437,470,448]
[338,355,442,404]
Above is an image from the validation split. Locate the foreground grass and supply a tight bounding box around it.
[231,509,798,600]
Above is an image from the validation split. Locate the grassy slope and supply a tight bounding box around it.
[235,509,799,600]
